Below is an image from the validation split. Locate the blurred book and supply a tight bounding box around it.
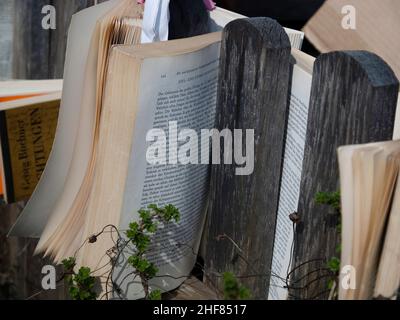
[338,140,400,300]
[0,80,61,203]
[304,0,400,79]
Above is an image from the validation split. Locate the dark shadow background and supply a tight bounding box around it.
[218,0,325,56]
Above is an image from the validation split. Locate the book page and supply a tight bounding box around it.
[392,94,400,140]
[0,79,62,98]
[209,7,304,49]
[374,169,400,299]
[268,64,313,300]
[9,0,120,237]
[113,42,220,299]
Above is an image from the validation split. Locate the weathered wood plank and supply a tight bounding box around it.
[0,0,14,80]
[291,51,399,299]
[202,17,292,299]
[166,276,220,300]
[13,0,51,79]
[0,201,67,299]
[49,0,96,78]
[12,0,97,79]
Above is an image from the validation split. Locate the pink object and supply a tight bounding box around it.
[203,0,216,11]
[137,0,145,4]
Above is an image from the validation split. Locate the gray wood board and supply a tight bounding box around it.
[202,17,292,299]
[290,51,399,299]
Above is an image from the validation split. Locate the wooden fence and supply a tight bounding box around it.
[202,18,399,299]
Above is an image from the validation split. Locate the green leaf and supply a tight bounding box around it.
[126,222,140,239]
[327,257,341,273]
[315,191,341,211]
[62,257,76,271]
[222,272,250,300]
[67,266,98,300]
[148,290,162,300]
[128,256,158,279]
[163,204,180,222]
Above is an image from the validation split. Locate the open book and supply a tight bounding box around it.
[0,80,62,203]
[9,1,304,299]
[338,140,400,300]
[268,49,315,300]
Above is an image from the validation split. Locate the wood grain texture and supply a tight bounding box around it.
[202,17,292,299]
[167,276,220,300]
[49,0,96,78]
[13,0,51,79]
[0,0,14,80]
[290,51,399,300]
[0,200,67,299]
[12,0,96,79]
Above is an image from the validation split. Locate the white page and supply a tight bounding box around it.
[392,94,400,140]
[210,7,304,50]
[268,63,312,300]
[0,92,61,111]
[113,42,220,299]
[9,0,120,237]
[0,79,62,98]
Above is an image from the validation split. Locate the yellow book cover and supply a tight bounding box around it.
[0,100,59,202]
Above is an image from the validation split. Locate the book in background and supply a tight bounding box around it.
[304,0,400,80]
[338,140,400,300]
[0,80,62,203]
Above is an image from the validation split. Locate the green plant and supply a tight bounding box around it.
[125,204,180,299]
[63,204,180,300]
[61,257,98,300]
[148,289,162,300]
[327,256,341,273]
[315,191,341,211]
[222,272,250,300]
[315,191,342,298]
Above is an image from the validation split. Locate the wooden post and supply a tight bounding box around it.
[290,51,399,299]
[13,0,51,79]
[0,0,14,80]
[49,0,98,78]
[202,17,292,299]
[12,0,96,79]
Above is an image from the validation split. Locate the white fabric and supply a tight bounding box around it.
[141,0,170,43]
